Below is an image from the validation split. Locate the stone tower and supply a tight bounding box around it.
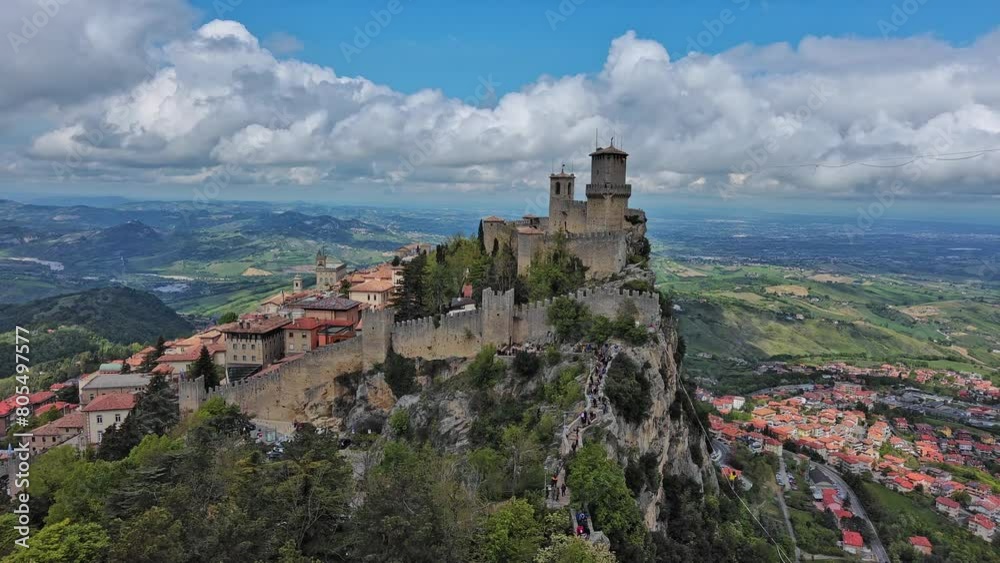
[548,165,575,232]
[586,143,631,232]
[292,274,303,293]
[362,307,395,371]
[481,288,515,347]
[316,248,327,268]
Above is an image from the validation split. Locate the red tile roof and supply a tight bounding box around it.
[970,514,995,530]
[53,412,85,429]
[909,536,932,549]
[842,530,863,548]
[80,393,137,412]
[936,496,960,509]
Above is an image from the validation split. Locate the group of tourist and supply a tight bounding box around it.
[546,471,568,501]
[495,342,545,356]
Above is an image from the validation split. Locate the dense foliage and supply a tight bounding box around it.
[603,355,653,425]
[0,286,192,344]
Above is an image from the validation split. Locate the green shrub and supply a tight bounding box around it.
[467,346,506,389]
[388,410,410,438]
[604,355,652,425]
[512,350,541,378]
[384,348,418,397]
[548,296,591,342]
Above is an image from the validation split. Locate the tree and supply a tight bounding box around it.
[396,252,429,320]
[350,443,479,562]
[120,360,131,374]
[477,220,486,253]
[547,297,590,342]
[139,349,158,373]
[154,335,167,357]
[534,534,616,563]
[384,346,418,397]
[187,345,219,390]
[475,498,543,563]
[467,346,506,389]
[4,519,109,563]
[218,311,238,324]
[108,507,186,563]
[512,351,541,378]
[97,374,179,461]
[339,278,352,297]
[567,442,652,561]
[525,232,586,300]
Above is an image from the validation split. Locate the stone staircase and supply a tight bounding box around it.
[544,343,622,545]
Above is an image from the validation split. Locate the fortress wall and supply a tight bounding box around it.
[392,309,483,359]
[514,297,555,343]
[185,283,659,423]
[205,336,364,420]
[512,286,661,344]
[565,201,588,234]
[483,221,516,255]
[566,232,627,279]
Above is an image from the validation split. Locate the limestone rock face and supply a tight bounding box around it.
[599,324,717,531]
[344,373,396,432]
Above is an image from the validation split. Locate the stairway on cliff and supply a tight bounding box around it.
[544,342,622,545]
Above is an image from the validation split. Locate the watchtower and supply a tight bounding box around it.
[481,288,515,347]
[292,274,303,293]
[548,164,576,232]
[586,142,631,232]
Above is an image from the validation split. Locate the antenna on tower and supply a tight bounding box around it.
[595,129,599,150]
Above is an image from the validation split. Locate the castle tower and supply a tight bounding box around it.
[585,142,631,232]
[292,274,303,293]
[316,248,327,268]
[362,307,395,371]
[481,288,514,347]
[548,164,576,232]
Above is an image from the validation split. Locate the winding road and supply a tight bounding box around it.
[812,463,889,563]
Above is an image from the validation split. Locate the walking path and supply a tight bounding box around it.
[544,343,622,544]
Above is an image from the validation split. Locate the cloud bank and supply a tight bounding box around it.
[3,1,1000,199]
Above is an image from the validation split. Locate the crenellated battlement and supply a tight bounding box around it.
[180,282,658,420]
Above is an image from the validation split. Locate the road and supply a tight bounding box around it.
[775,455,802,562]
[812,463,889,563]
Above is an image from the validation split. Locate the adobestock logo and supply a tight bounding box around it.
[340,0,406,63]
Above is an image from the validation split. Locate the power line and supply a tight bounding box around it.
[676,370,794,563]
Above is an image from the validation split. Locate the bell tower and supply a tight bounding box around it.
[548,164,575,232]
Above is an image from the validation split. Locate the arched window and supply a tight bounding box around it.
[555,182,561,195]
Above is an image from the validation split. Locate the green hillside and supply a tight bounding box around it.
[0,286,193,344]
[653,259,1000,380]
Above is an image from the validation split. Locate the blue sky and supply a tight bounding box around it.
[2,0,1000,205]
[189,0,1000,97]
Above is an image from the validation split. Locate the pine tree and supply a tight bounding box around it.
[97,374,178,461]
[477,220,485,253]
[120,361,131,374]
[155,335,167,357]
[187,346,219,391]
[140,350,158,373]
[396,253,429,320]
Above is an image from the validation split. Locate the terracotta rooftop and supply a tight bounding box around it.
[842,530,863,548]
[81,393,137,412]
[53,412,85,429]
[351,279,395,293]
[218,316,291,335]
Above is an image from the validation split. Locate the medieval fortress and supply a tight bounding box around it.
[483,142,645,278]
[180,143,654,422]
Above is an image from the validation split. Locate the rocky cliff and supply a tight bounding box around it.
[327,282,716,534]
